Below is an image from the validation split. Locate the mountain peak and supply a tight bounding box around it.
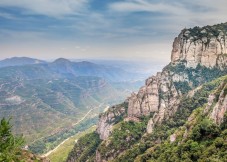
[0,57,45,67]
[53,58,71,64]
[171,22,227,68]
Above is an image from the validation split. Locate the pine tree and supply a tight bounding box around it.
[0,118,24,161]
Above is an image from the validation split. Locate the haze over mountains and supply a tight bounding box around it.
[0,57,160,146]
[0,57,162,81]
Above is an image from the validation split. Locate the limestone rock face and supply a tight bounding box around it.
[128,76,159,117]
[97,23,227,139]
[208,81,227,125]
[170,133,176,143]
[127,24,227,134]
[96,104,125,140]
[128,72,179,117]
[146,118,154,134]
[127,70,180,133]
[171,27,227,68]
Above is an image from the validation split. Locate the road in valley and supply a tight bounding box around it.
[42,103,106,157]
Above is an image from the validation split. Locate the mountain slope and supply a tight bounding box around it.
[0,58,145,154]
[133,76,227,162]
[0,76,125,142]
[67,22,227,162]
[0,57,46,67]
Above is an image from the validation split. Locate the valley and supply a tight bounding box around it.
[0,58,155,156]
[0,1,227,161]
[48,126,97,162]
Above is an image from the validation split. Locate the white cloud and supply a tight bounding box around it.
[0,12,16,19]
[108,0,227,32]
[0,0,88,17]
[109,0,187,15]
[1,0,227,61]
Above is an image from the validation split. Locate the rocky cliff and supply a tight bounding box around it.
[96,103,126,140]
[126,23,227,135]
[67,22,227,162]
[206,78,227,124]
[171,23,227,68]
[134,76,227,162]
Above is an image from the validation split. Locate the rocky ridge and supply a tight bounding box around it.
[66,22,227,162]
[94,23,227,161]
[126,23,227,135]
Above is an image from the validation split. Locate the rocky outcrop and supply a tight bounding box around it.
[171,24,227,68]
[127,69,180,133]
[128,71,179,118]
[127,23,227,134]
[146,118,154,134]
[170,133,176,143]
[97,104,126,140]
[208,81,227,125]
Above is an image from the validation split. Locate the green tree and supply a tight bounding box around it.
[0,118,24,161]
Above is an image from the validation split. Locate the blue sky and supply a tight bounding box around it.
[0,0,227,62]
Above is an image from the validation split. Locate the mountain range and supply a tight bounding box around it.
[0,57,146,82]
[0,57,150,147]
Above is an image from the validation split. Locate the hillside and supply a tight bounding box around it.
[0,57,46,67]
[0,58,147,155]
[67,22,227,162]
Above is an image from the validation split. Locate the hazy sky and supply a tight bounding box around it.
[0,0,227,62]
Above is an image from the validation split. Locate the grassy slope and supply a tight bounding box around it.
[48,126,96,162]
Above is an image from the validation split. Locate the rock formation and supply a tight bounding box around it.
[68,22,227,162]
[96,23,227,142]
[126,24,227,134]
[97,104,126,140]
[206,80,227,125]
[171,27,227,68]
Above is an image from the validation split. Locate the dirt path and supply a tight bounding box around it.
[72,108,94,126]
[41,107,96,157]
[42,136,72,157]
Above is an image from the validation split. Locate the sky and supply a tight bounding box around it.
[0,0,227,62]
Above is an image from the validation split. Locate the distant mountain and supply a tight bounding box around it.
[0,58,144,82]
[0,58,144,147]
[50,58,145,82]
[72,59,166,78]
[0,57,46,67]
